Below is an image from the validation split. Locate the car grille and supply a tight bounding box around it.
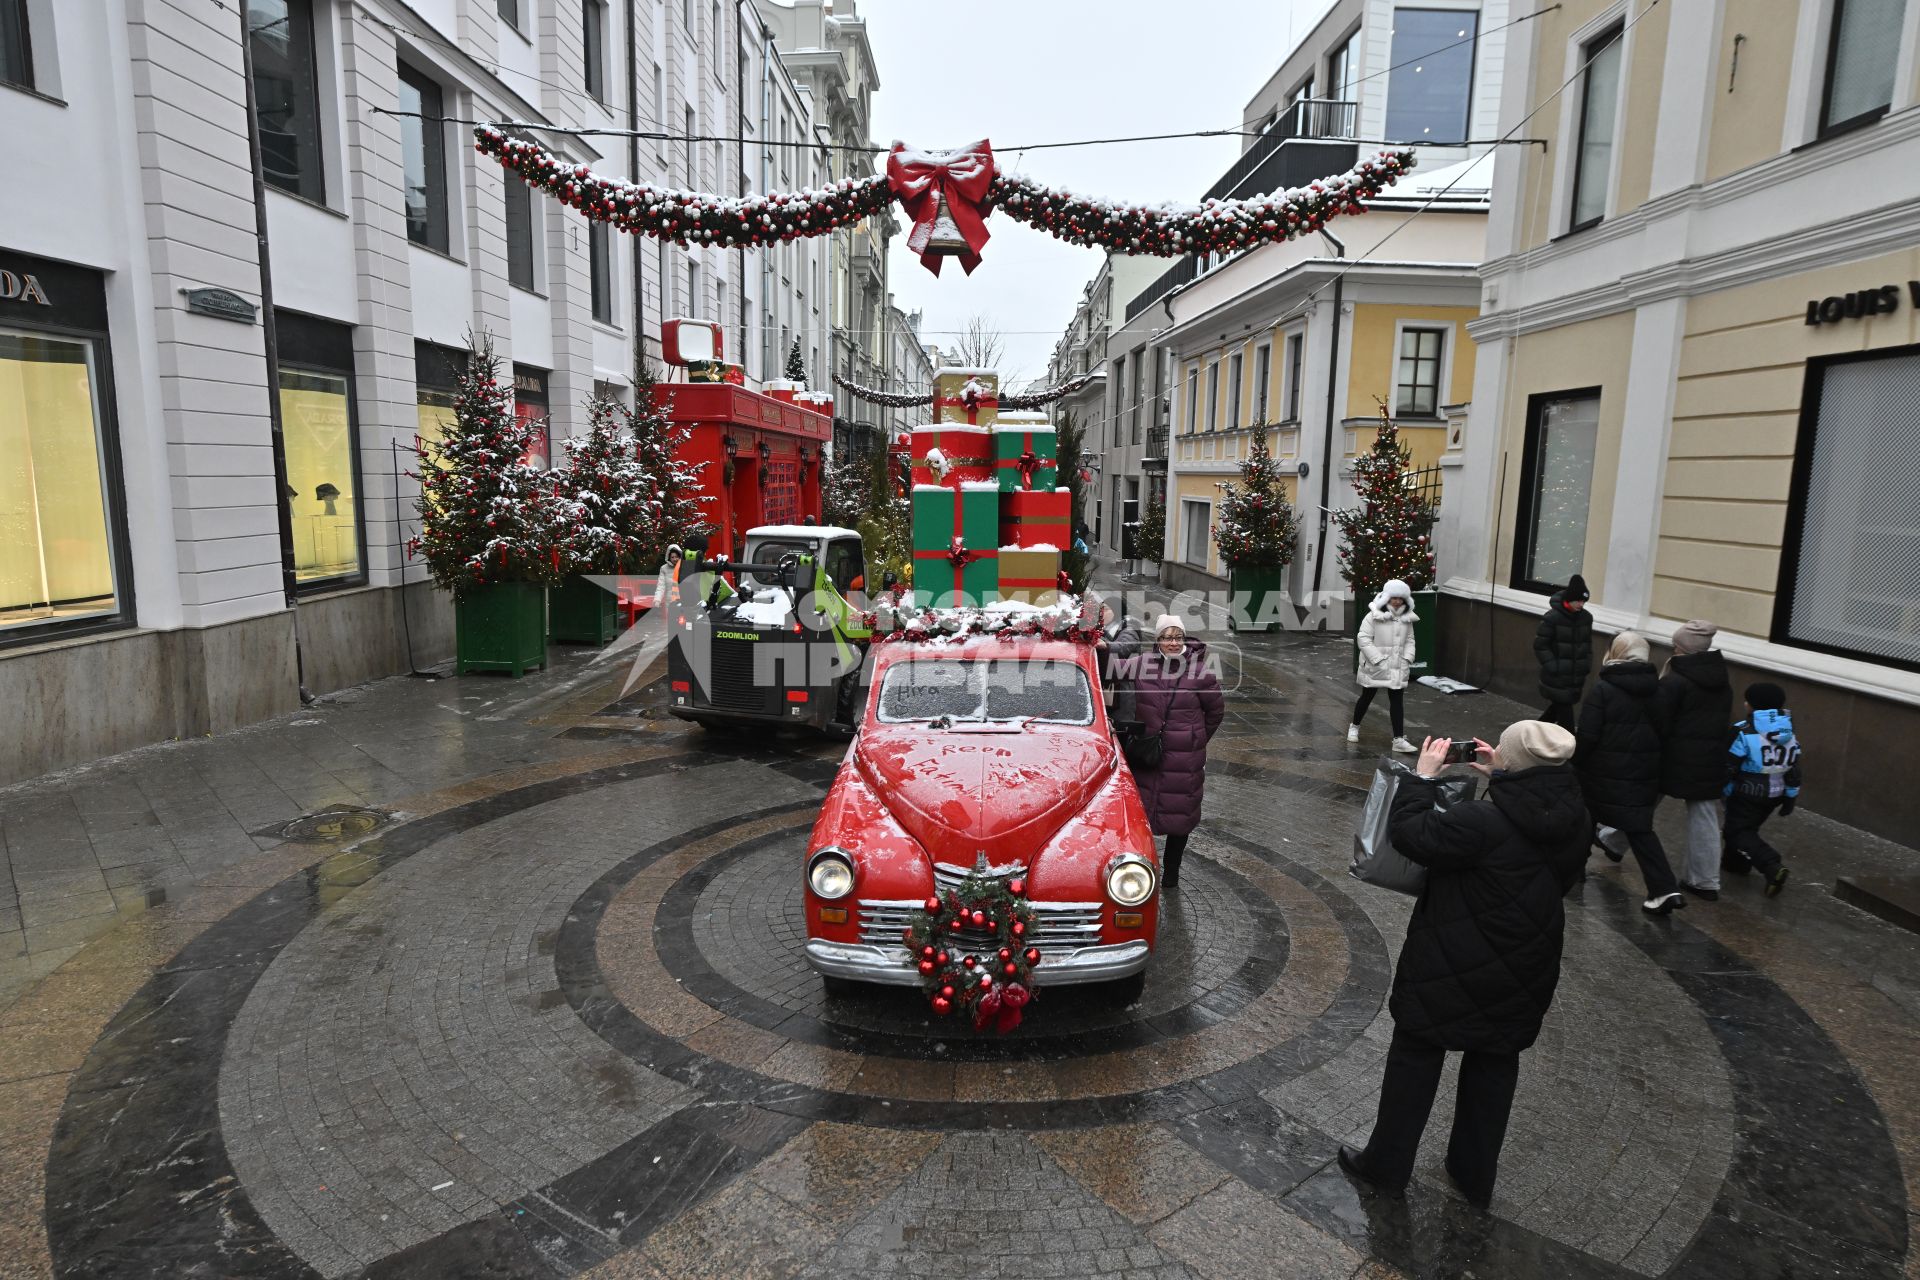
[705,636,767,711]
[856,861,1104,956]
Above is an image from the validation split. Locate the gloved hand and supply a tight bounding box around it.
[1779,796,1796,817]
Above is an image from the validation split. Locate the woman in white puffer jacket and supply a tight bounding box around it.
[1350,579,1418,753]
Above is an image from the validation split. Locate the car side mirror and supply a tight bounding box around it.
[848,574,865,591]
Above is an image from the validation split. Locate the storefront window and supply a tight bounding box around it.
[513,365,550,469]
[415,340,462,451]
[280,368,360,584]
[0,330,122,635]
[1513,388,1600,594]
[1779,347,1920,667]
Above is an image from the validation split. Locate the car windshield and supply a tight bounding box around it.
[876,658,1095,726]
[743,539,811,586]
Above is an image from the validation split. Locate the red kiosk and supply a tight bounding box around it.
[660,320,830,556]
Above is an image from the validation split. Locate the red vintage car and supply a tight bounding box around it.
[801,634,1161,999]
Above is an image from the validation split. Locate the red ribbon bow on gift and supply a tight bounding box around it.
[1015,450,1042,491]
[949,536,973,568]
[887,140,996,276]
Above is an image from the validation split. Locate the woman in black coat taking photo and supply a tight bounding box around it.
[1338,721,1590,1209]
[1576,631,1684,914]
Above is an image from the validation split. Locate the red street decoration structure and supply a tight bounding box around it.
[832,369,1100,411]
[475,127,1417,274]
[903,870,1041,1031]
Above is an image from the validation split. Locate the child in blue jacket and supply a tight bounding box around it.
[1722,682,1799,897]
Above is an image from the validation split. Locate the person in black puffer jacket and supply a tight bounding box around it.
[1338,721,1589,1211]
[1533,575,1594,728]
[1657,620,1732,900]
[1575,631,1683,914]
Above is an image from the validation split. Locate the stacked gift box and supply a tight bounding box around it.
[912,372,1073,608]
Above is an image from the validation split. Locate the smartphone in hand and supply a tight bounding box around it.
[1443,739,1479,764]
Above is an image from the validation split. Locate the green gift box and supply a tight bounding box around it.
[994,421,1058,492]
[912,484,1001,607]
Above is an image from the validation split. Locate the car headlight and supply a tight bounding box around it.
[1105,854,1156,906]
[808,848,856,900]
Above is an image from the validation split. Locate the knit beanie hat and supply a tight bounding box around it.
[1672,619,1717,655]
[1604,631,1650,664]
[1563,575,1590,602]
[1153,614,1186,638]
[1745,682,1786,711]
[1497,720,1576,773]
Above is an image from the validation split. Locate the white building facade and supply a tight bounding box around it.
[0,0,880,785]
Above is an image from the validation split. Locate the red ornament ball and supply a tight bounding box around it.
[921,944,936,959]
[978,972,993,988]
[962,955,977,969]
[970,909,987,927]
[1011,921,1026,938]
[924,896,942,913]
[918,959,936,976]
[1008,878,1026,896]
[1003,962,1018,976]
[997,947,1013,962]
[935,951,950,966]
[931,996,952,1016]
[902,928,916,945]
[940,984,956,999]
[1024,947,1041,965]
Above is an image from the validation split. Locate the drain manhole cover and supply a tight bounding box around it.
[273,807,387,843]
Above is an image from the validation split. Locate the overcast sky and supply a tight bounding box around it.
[858,0,1338,388]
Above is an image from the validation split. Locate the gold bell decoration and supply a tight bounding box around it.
[924,192,970,257]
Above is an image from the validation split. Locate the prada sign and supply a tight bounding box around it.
[1805,281,1920,326]
[0,268,51,306]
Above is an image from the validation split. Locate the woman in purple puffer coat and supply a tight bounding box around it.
[1131,615,1226,889]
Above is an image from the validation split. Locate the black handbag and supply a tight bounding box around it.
[1123,728,1164,770]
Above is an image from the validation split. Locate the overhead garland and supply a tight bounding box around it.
[831,369,1102,411]
[475,128,1416,275]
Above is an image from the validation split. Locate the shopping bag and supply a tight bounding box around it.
[1350,757,1476,896]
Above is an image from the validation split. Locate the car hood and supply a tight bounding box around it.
[854,725,1115,866]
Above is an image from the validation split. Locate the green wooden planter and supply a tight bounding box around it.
[1352,587,1440,675]
[549,576,623,646]
[1227,564,1289,632]
[456,581,548,676]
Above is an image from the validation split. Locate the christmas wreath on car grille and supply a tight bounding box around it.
[903,872,1041,1032]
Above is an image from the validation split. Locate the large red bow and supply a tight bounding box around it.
[887,140,996,276]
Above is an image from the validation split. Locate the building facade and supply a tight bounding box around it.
[1144,0,1509,600]
[1444,0,1920,844]
[0,0,895,786]
[761,0,893,460]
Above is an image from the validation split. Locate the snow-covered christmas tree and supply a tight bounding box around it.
[821,447,868,530]
[558,391,681,574]
[628,364,710,565]
[785,338,807,385]
[411,335,565,599]
[1333,404,1437,594]
[1213,433,1299,568]
[1136,490,1166,564]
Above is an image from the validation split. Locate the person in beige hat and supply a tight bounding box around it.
[1338,721,1589,1210]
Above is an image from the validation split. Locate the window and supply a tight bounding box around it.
[1182,500,1211,568]
[1570,25,1623,232]
[1821,0,1906,136]
[1512,389,1600,593]
[589,220,614,324]
[249,0,326,203]
[684,103,697,186]
[0,0,32,89]
[877,659,1094,726]
[1327,32,1357,102]
[1284,332,1304,421]
[276,312,362,587]
[0,330,126,639]
[1254,344,1272,422]
[1186,368,1199,434]
[1111,355,1126,445]
[1227,352,1243,429]
[1130,355,1143,444]
[505,171,535,291]
[397,64,449,253]
[414,341,463,455]
[1385,8,1479,144]
[583,1,606,102]
[1206,362,1220,431]
[1395,327,1445,417]
[685,259,701,319]
[497,0,519,30]
[653,64,666,161]
[512,365,551,470]
[1776,346,1920,668]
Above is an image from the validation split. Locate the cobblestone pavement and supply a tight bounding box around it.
[3,590,1918,1279]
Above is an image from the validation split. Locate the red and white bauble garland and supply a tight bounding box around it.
[475,127,1416,273]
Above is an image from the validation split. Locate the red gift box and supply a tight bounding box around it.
[909,425,995,488]
[998,488,1071,549]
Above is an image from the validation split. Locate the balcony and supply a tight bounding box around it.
[1125,99,1357,323]
[1144,424,1168,465]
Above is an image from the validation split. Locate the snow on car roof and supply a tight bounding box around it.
[745,525,861,541]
